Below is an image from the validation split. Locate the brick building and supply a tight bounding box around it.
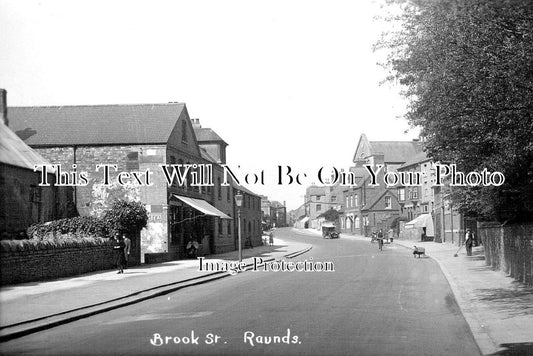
[340,134,423,236]
[9,103,234,260]
[233,185,262,248]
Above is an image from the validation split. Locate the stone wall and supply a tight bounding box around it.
[0,243,116,285]
[478,222,533,287]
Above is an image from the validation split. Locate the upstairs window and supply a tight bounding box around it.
[385,196,392,209]
[182,121,188,142]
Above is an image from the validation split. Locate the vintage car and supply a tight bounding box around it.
[321,223,340,239]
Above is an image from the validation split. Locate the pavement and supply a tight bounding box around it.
[0,236,312,342]
[1,229,532,355]
[307,228,533,356]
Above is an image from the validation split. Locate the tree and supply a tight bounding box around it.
[378,0,533,221]
[318,209,340,222]
[103,199,149,236]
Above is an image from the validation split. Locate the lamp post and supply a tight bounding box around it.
[234,191,243,262]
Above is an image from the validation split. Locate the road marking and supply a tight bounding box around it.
[104,311,213,325]
[398,285,407,312]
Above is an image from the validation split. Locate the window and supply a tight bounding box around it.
[385,196,392,209]
[331,196,336,202]
[218,218,223,237]
[227,218,232,235]
[316,204,322,211]
[126,151,139,170]
[345,196,350,208]
[398,188,405,201]
[227,186,231,201]
[350,195,354,207]
[217,178,221,199]
[355,194,358,207]
[412,188,419,199]
[355,216,360,229]
[316,196,321,201]
[182,121,188,142]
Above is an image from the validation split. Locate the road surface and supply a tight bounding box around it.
[0,228,480,355]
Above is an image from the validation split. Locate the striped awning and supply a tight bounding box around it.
[172,195,232,219]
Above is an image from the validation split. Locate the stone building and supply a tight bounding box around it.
[9,103,234,260]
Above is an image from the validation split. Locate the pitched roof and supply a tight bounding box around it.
[231,182,260,198]
[0,122,52,171]
[398,151,432,170]
[8,103,186,146]
[199,147,218,163]
[361,189,397,211]
[194,128,227,145]
[306,185,326,196]
[368,141,422,163]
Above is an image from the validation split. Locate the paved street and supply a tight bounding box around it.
[0,228,480,356]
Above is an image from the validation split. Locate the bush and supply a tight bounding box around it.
[0,236,111,252]
[27,216,108,240]
[103,199,149,235]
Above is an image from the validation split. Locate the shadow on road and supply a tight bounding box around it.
[488,342,533,356]
[475,286,533,318]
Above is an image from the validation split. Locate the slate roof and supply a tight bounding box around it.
[369,141,422,163]
[199,147,218,163]
[397,151,432,170]
[8,103,186,146]
[306,186,326,196]
[361,189,397,211]
[0,122,52,171]
[194,128,228,145]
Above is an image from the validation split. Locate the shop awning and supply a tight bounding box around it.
[172,195,232,219]
[405,214,434,236]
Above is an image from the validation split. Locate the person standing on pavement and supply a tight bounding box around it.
[123,234,131,269]
[113,233,126,274]
[465,228,474,256]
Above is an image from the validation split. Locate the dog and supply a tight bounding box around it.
[413,246,425,258]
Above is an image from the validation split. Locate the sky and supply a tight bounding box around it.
[0,0,418,210]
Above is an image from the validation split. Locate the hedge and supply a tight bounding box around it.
[27,216,108,240]
[0,236,111,252]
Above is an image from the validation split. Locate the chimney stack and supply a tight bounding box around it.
[192,118,201,128]
[0,89,7,126]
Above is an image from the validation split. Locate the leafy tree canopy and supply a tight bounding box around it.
[318,209,340,222]
[103,199,149,235]
[378,0,533,222]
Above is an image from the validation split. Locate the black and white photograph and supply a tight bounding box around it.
[1,1,532,355]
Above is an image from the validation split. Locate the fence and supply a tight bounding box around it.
[478,222,533,287]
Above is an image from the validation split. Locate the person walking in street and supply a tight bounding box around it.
[269,231,274,246]
[465,228,474,256]
[113,233,126,274]
[377,229,384,251]
[123,234,131,269]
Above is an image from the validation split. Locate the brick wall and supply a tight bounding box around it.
[0,243,116,285]
[479,222,533,287]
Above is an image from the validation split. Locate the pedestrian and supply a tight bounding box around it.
[113,233,126,274]
[377,229,384,251]
[123,234,131,269]
[465,228,474,256]
[269,231,274,246]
